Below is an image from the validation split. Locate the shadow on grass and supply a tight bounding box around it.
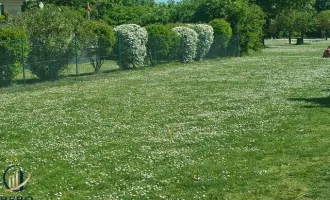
[66,68,121,77]
[14,78,46,85]
[294,43,312,46]
[288,96,330,108]
[13,68,122,86]
[66,72,95,78]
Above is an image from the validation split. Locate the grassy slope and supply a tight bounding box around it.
[0,40,330,199]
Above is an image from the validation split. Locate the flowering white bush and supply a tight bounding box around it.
[188,24,214,60]
[114,24,148,69]
[172,26,198,63]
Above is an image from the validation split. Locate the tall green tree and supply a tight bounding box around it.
[191,0,228,23]
[275,9,296,44]
[42,0,155,7]
[250,0,316,16]
[171,0,198,22]
[42,0,79,7]
[249,0,315,40]
[275,9,317,44]
[317,10,330,39]
[294,10,318,44]
[234,3,265,53]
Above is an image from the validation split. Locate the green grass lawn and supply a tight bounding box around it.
[1,39,330,199]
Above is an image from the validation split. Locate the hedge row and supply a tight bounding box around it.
[0,5,234,86]
[116,22,230,68]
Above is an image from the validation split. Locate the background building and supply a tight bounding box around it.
[0,0,24,15]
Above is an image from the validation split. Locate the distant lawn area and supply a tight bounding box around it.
[0,39,330,199]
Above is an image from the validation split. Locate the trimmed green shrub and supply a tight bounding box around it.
[226,3,265,54]
[14,5,85,80]
[0,27,29,87]
[114,24,148,69]
[238,5,265,53]
[188,24,214,61]
[145,24,180,65]
[3,10,8,24]
[0,15,5,24]
[210,19,232,48]
[84,21,116,73]
[172,26,198,63]
[208,19,232,58]
[21,0,40,12]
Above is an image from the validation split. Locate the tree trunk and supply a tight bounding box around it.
[289,34,292,44]
[296,33,304,45]
[262,37,265,46]
[326,30,328,40]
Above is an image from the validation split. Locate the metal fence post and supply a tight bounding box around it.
[75,33,79,76]
[21,38,26,86]
[182,38,185,64]
[237,33,240,57]
[118,34,122,69]
[153,37,157,65]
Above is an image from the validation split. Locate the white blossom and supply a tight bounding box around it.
[188,24,214,60]
[114,24,148,69]
[172,26,198,63]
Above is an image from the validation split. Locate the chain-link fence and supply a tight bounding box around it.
[0,33,239,87]
[207,34,240,58]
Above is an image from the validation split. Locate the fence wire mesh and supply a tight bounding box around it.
[0,33,239,87]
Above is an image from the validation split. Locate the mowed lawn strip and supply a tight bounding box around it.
[0,40,329,199]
